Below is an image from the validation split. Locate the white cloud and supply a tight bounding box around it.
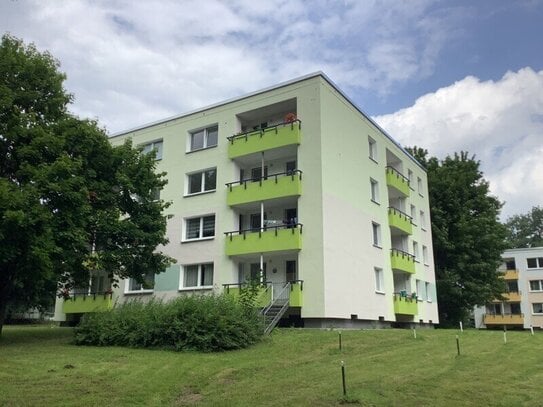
[374,68,543,219]
[0,0,462,132]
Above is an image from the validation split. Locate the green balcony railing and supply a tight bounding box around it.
[227,120,302,159]
[62,292,113,314]
[223,283,272,307]
[225,224,302,256]
[226,170,302,206]
[290,280,304,307]
[390,248,416,274]
[393,294,418,315]
[385,166,410,197]
[388,207,413,235]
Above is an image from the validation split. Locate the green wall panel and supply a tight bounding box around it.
[63,295,113,314]
[225,227,302,256]
[393,296,418,315]
[227,174,302,206]
[228,123,301,158]
[388,208,413,235]
[390,250,416,274]
[386,168,410,197]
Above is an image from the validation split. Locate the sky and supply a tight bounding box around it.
[1,0,542,220]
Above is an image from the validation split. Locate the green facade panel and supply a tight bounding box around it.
[62,295,113,314]
[290,282,303,307]
[386,168,410,197]
[227,174,302,206]
[224,285,272,307]
[225,227,302,256]
[228,122,301,159]
[390,251,416,274]
[393,296,418,315]
[388,209,413,235]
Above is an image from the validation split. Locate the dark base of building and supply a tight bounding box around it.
[300,318,436,329]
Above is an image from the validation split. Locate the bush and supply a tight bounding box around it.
[74,294,263,352]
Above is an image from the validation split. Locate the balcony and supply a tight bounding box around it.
[225,224,302,256]
[62,292,113,314]
[393,294,418,315]
[227,120,301,159]
[290,280,304,307]
[388,207,413,235]
[390,249,416,274]
[503,292,521,302]
[385,166,410,197]
[226,170,302,206]
[484,313,524,325]
[503,270,519,280]
[223,283,272,307]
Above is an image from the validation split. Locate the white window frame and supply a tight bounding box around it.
[425,282,432,302]
[408,169,414,189]
[188,125,218,152]
[374,267,384,294]
[413,241,419,262]
[370,178,379,203]
[368,136,377,162]
[183,214,216,242]
[422,245,429,265]
[527,257,543,269]
[529,280,543,292]
[179,263,214,290]
[417,177,423,196]
[420,210,426,230]
[185,168,217,196]
[141,139,163,160]
[124,273,155,294]
[532,303,543,314]
[410,204,417,225]
[372,222,381,248]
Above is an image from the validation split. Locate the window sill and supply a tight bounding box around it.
[179,286,213,292]
[184,190,216,198]
[424,263,430,267]
[375,290,385,295]
[124,290,154,295]
[419,193,424,198]
[373,244,382,249]
[181,237,215,244]
[427,299,433,303]
[371,199,380,205]
[421,227,427,232]
[369,157,378,164]
[186,145,217,154]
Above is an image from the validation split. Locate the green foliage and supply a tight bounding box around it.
[505,206,543,248]
[74,295,263,352]
[406,148,507,326]
[0,34,173,334]
[237,277,262,314]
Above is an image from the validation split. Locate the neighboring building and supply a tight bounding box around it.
[54,72,439,328]
[474,247,543,329]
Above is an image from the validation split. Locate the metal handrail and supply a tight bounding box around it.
[263,282,291,335]
[385,166,410,185]
[388,206,412,221]
[390,248,415,261]
[227,119,302,142]
[225,169,302,189]
[224,223,303,238]
[64,291,113,301]
[393,292,418,302]
[484,313,524,317]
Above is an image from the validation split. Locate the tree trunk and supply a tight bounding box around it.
[0,295,7,336]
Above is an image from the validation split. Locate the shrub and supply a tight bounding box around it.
[74,294,263,352]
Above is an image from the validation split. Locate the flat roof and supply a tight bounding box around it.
[111,72,425,171]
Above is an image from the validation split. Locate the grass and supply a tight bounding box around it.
[1,326,543,406]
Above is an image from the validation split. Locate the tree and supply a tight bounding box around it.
[0,35,173,334]
[505,206,543,248]
[406,147,507,326]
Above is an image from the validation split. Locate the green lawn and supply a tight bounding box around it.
[1,326,542,406]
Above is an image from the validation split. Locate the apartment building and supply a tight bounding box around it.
[54,72,439,328]
[474,247,543,329]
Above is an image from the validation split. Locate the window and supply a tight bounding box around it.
[529,280,543,291]
[372,222,381,247]
[375,267,384,293]
[184,215,215,241]
[422,245,429,265]
[527,257,543,269]
[186,168,216,195]
[181,263,214,289]
[370,178,379,203]
[368,136,377,161]
[151,187,161,201]
[420,210,426,230]
[532,303,543,314]
[417,177,423,195]
[413,241,419,262]
[126,272,155,293]
[425,282,432,301]
[416,280,426,300]
[505,259,516,270]
[410,205,417,225]
[408,169,414,189]
[141,140,163,160]
[189,125,218,152]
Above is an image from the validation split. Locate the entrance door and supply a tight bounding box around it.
[284,208,297,228]
[286,260,297,282]
[250,213,267,231]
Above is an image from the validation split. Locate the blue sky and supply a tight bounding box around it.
[1,0,542,218]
